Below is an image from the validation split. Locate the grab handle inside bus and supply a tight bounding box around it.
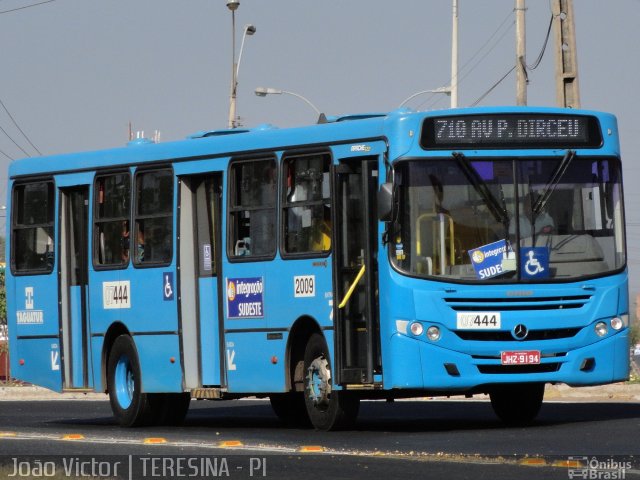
[338,264,366,309]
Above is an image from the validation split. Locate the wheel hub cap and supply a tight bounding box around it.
[306,356,331,408]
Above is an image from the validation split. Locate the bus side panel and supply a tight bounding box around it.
[90,335,105,391]
[9,274,62,392]
[12,276,60,338]
[224,332,286,393]
[126,269,180,334]
[12,339,62,392]
[134,334,184,393]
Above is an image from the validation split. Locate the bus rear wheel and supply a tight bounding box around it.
[107,335,157,427]
[489,383,545,426]
[303,333,359,431]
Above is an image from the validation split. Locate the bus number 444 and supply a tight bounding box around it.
[456,312,501,330]
[102,281,131,309]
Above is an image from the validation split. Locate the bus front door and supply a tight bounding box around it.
[178,174,224,389]
[333,158,380,385]
[60,186,91,389]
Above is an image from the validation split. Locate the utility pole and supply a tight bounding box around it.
[552,0,580,108]
[450,0,459,108]
[515,0,527,106]
[227,1,239,129]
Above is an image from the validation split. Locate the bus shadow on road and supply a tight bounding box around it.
[52,398,640,434]
[177,399,640,433]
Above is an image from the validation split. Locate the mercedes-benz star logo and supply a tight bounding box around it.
[512,324,529,340]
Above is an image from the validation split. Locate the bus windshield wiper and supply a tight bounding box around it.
[532,150,576,217]
[453,152,509,228]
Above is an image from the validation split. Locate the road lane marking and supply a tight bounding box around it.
[552,459,584,468]
[62,434,85,440]
[0,431,629,474]
[219,440,243,447]
[143,437,167,444]
[299,446,325,452]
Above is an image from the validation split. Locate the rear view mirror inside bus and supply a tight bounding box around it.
[378,182,393,221]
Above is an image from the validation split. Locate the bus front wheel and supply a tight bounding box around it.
[303,333,359,431]
[489,383,545,426]
[107,335,157,427]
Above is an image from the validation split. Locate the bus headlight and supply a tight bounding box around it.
[427,326,441,342]
[595,322,608,337]
[410,322,424,336]
[610,317,624,331]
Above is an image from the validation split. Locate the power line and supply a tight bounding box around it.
[0,148,13,161]
[417,10,515,110]
[470,5,556,108]
[470,66,516,107]
[525,13,554,70]
[0,0,54,14]
[0,98,41,155]
[458,10,515,77]
[0,123,30,157]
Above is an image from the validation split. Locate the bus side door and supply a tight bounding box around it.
[58,179,92,389]
[178,174,224,388]
[331,146,384,385]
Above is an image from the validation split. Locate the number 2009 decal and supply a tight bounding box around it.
[294,275,315,298]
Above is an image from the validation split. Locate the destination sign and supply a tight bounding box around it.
[421,114,602,149]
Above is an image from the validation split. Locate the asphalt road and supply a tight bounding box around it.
[0,398,637,479]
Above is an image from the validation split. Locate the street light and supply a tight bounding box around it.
[398,86,451,108]
[255,87,321,116]
[227,0,255,129]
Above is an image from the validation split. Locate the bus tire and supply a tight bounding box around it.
[303,333,359,431]
[107,335,157,427]
[269,392,310,428]
[489,383,545,426]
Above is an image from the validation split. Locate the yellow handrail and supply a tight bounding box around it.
[416,212,455,266]
[338,264,366,309]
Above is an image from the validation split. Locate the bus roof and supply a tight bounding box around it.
[8,106,618,179]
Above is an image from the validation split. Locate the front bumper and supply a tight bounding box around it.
[385,329,629,392]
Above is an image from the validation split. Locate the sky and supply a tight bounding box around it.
[1,0,639,301]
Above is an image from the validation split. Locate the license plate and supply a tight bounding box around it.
[501,351,541,365]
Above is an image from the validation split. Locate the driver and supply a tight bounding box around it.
[510,192,554,237]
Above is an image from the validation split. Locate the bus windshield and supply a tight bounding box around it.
[390,155,625,282]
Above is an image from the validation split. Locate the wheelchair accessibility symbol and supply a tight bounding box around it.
[163,272,174,301]
[524,250,544,276]
[520,247,549,279]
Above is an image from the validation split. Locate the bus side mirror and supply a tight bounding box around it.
[378,183,393,222]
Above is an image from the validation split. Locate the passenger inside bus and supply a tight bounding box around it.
[511,192,554,237]
[121,220,145,263]
[121,221,130,262]
[311,204,332,252]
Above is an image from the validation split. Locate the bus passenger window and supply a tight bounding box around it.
[228,158,277,259]
[134,169,173,266]
[11,181,55,273]
[282,152,331,255]
[94,173,131,267]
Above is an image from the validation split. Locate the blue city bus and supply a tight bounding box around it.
[6,106,628,430]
